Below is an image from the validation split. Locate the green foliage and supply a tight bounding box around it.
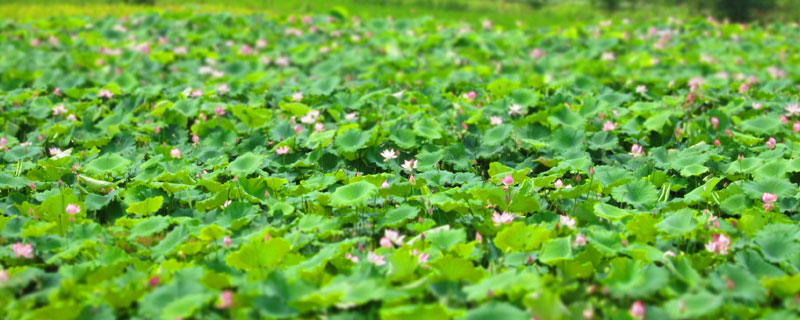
[0,11,798,320]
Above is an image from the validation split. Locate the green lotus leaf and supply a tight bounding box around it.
[330,180,378,207]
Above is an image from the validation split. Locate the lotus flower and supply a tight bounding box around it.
[52,104,67,116]
[218,290,234,309]
[560,215,576,229]
[574,233,587,246]
[12,242,34,259]
[629,301,646,319]
[368,251,386,266]
[635,85,647,94]
[192,135,200,144]
[66,204,81,215]
[762,192,778,211]
[0,269,8,282]
[215,106,226,116]
[476,232,483,243]
[276,146,290,155]
[752,102,763,110]
[629,144,645,158]
[602,121,617,131]
[98,89,114,99]
[502,175,514,186]
[490,116,504,126]
[530,48,546,59]
[786,104,800,116]
[170,148,182,159]
[223,236,232,247]
[766,137,777,150]
[381,180,390,189]
[705,233,731,255]
[380,229,405,247]
[492,212,514,226]
[346,253,359,263]
[418,252,430,263]
[381,149,398,162]
[711,117,719,130]
[508,104,523,115]
[401,159,417,172]
[190,89,203,98]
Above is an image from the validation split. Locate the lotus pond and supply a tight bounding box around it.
[1,12,800,320]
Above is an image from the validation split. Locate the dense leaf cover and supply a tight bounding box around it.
[1,12,800,320]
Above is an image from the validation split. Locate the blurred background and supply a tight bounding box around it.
[1,0,798,24]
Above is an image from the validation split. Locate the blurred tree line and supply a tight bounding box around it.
[589,0,793,22]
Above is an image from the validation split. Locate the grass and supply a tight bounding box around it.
[0,0,690,27]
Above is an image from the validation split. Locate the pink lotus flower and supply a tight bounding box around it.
[0,269,8,282]
[52,104,67,116]
[766,137,777,150]
[794,122,800,133]
[223,236,232,247]
[530,48,546,59]
[192,135,200,144]
[418,252,430,263]
[381,149,398,162]
[190,89,203,98]
[663,250,677,259]
[705,233,731,255]
[462,91,477,100]
[508,104,523,115]
[711,117,719,130]
[149,276,160,287]
[239,45,253,55]
[409,174,416,184]
[345,112,359,121]
[218,290,234,309]
[739,82,750,93]
[66,114,78,121]
[217,83,230,95]
[53,87,62,96]
[574,233,587,246]
[292,92,304,101]
[294,124,304,134]
[762,192,778,211]
[554,179,564,189]
[12,242,34,259]
[346,253,360,263]
[368,251,386,266]
[629,144,645,158]
[601,52,616,61]
[502,175,514,186]
[170,148,182,159]
[276,146,290,155]
[560,215,576,229]
[582,308,594,319]
[401,159,417,172]
[275,56,290,67]
[490,116,504,126]
[381,229,405,247]
[714,139,721,146]
[98,89,114,99]
[689,77,705,92]
[381,180,390,189]
[492,212,514,226]
[256,39,268,48]
[215,106,226,116]
[66,204,81,215]
[264,234,271,242]
[635,85,647,94]
[629,301,646,319]
[752,102,763,110]
[173,46,188,54]
[786,104,800,116]
[602,121,617,131]
[476,232,483,243]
